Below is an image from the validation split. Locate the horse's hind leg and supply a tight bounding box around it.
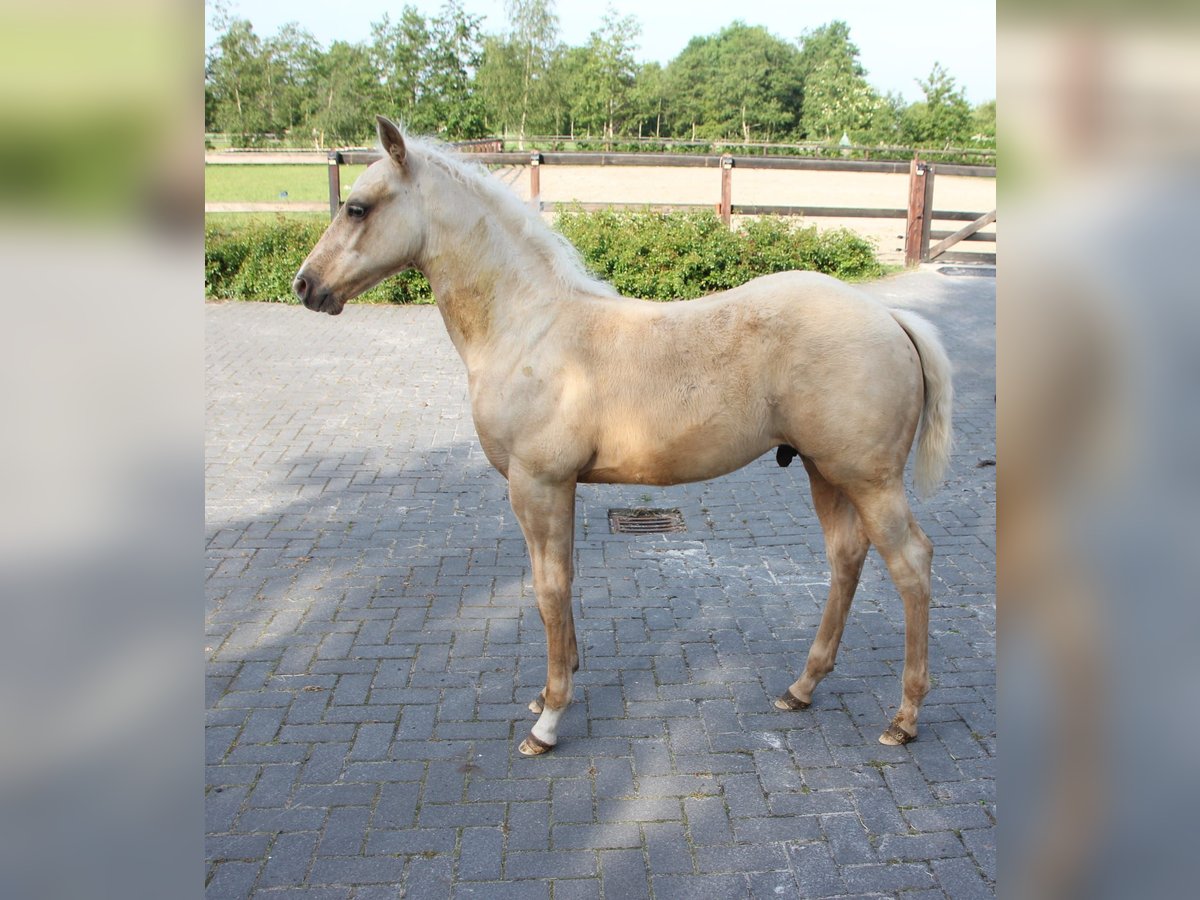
[508,468,579,756]
[776,458,870,711]
[848,481,935,745]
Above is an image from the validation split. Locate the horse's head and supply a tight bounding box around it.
[293,116,425,315]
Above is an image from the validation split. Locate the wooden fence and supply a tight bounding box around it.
[327,149,995,266]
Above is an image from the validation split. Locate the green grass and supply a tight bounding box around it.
[204,164,368,203]
[205,212,328,228]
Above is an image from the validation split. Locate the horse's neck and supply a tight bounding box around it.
[418,175,561,364]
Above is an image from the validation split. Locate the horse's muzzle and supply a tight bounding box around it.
[292,272,341,315]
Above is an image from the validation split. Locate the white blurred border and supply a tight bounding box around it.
[1000,4,1200,897]
[0,3,202,898]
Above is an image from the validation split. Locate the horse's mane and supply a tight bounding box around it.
[405,136,618,299]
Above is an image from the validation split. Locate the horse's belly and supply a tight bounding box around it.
[578,435,771,486]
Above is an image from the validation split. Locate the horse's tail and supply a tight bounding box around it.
[890,309,954,498]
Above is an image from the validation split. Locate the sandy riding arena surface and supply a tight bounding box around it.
[500,164,996,266]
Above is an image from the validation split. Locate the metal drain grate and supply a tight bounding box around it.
[608,508,686,534]
[937,265,995,278]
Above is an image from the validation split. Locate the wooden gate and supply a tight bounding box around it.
[904,157,996,266]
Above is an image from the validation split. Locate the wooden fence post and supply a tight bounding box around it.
[720,155,734,226]
[904,157,935,266]
[529,151,542,210]
[921,162,935,259]
[327,151,342,220]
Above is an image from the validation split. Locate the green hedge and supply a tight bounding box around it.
[204,209,883,304]
[556,208,883,299]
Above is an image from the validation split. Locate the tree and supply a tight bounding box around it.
[665,23,802,142]
[551,45,593,137]
[480,0,560,144]
[586,7,641,139]
[971,99,996,147]
[422,1,488,137]
[796,21,884,143]
[629,62,667,139]
[901,63,973,148]
[207,19,272,143]
[264,23,321,138]
[307,41,382,146]
[370,8,430,126]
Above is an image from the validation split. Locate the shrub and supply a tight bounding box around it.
[204,209,882,305]
[555,207,884,299]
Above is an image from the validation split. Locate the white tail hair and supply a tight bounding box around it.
[890,309,954,497]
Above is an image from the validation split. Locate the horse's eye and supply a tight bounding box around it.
[346,204,366,220]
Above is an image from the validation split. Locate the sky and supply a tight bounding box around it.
[205,1,996,106]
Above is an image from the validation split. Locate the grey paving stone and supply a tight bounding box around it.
[652,874,745,900]
[730,815,821,845]
[207,860,261,899]
[316,806,369,856]
[542,879,600,900]
[457,826,503,881]
[505,849,597,879]
[208,832,273,864]
[455,881,551,900]
[683,796,734,845]
[787,842,846,898]
[843,861,936,893]
[504,800,551,851]
[552,778,595,824]
[601,848,651,900]
[696,843,790,873]
[257,831,319,888]
[930,856,993,898]
[552,822,642,850]
[307,856,406,886]
[404,856,453,897]
[876,831,966,863]
[643,823,694,875]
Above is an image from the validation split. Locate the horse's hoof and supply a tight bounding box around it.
[528,692,545,715]
[774,687,811,711]
[878,721,916,745]
[518,732,555,756]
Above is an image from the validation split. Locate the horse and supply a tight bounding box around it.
[293,116,953,756]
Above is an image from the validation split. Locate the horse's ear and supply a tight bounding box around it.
[376,115,406,167]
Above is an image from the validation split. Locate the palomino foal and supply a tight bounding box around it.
[294,117,953,755]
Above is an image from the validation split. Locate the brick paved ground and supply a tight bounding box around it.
[206,267,995,898]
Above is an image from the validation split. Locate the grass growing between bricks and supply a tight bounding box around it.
[205,208,886,304]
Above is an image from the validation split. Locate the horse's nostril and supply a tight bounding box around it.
[293,275,309,301]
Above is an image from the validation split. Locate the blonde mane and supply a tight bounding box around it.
[403,136,618,299]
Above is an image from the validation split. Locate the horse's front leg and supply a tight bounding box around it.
[508,467,579,756]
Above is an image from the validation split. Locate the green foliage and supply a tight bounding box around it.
[796,21,889,143]
[205,11,992,158]
[477,0,561,139]
[423,1,489,138]
[308,41,382,145]
[971,99,996,146]
[665,23,803,142]
[204,218,433,304]
[204,209,883,306]
[554,207,883,300]
[901,63,973,149]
